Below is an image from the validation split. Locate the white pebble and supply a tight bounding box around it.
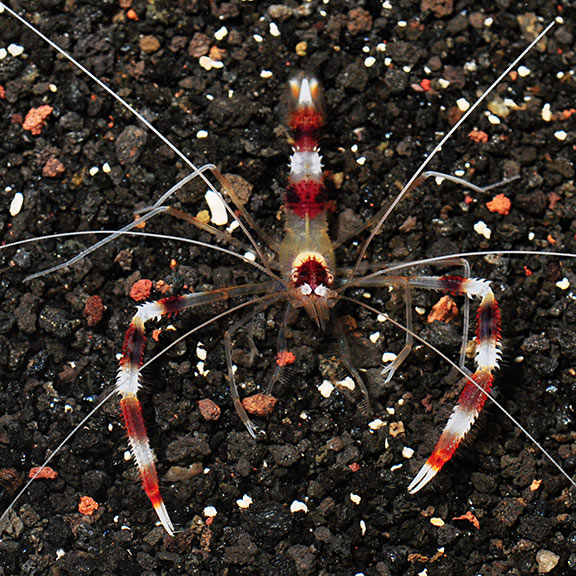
[214,26,228,41]
[517,65,531,77]
[253,34,263,43]
[199,56,224,71]
[337,376,355,391]
[236,494,253,509]
[243,251,256,262]
[203,506,218,517]
[368,418,386,431]
[369,331,380,343]
[205,190,228,226]
[438,78,450,89]
[541,103,552,122]
[290,500,308,513]
[364,56,376,68]
[556,277,570,290]
[350,493,361,505]
[382,352,397,363]
[9,192,24,216]
[102,162,111,173]
[260,70,273,79]
[318,380,335,398]
[0,48,7,60]
[474,220,492,240]
[487,113,501,125]
[269,22,281,37]
[196,129,208,139]
[356,156,366,166]
[554,130,567,141]
[8,43,24,57]
[456,98,470,112]
[196,343,207,360]
[402,446,414,459]
[360,520,367,536]
[89,166,99,177]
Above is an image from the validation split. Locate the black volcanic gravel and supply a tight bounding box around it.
[1,1,576,575]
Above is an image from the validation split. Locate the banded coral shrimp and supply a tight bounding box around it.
[1,1,576,575]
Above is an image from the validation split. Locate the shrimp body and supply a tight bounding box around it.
[280,77,336,327]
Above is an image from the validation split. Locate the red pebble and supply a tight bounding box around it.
[84,294,104,327]
[130,279,153,302]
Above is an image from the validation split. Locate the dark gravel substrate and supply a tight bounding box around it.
[1,1,576,575]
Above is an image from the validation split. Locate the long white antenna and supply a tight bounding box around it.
[351,19,556,276]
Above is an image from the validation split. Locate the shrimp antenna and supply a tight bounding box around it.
[0,2,274,277]
[351,19,557,276]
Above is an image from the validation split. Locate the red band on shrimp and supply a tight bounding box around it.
[286,180,326,218]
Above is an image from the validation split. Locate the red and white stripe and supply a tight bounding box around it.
[406,276,502,493]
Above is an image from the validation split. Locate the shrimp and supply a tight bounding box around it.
[0,1,574,574]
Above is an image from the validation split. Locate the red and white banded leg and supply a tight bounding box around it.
[117,283,274,534]
[354,273,501,491]
[405,275,502,493]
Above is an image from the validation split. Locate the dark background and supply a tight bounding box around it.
[1,0,576,574]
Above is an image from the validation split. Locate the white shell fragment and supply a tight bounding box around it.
[290,500,308,513]
[382,352,397,364]
[456,98,470,112]
[205,190,229,225]
[196,343,207,360]
[236,494,253,509]
[541,103,552,121]
[556,277,570,290]
[337,376,356,391]
[368,418,386,431]
[350,493,361,505]
[269,22,281,37]
[214,26,228,40]
[474,220,492,240]
[199,56,224,71]
[8,43,24,57]
[517,65,531,77]
[203,506,218,517]
[554,130,567,141]
[318,380,335,398]
[9,192,24,216]
[402,446,415,459]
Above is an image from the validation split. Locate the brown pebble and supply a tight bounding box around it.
[347,8,372,36]
[242,393,277,416]
[42,157,65,178]
[421,0,454,18]
[189,32,210,58]
[198,398,221,421]
[140,35,161,53]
